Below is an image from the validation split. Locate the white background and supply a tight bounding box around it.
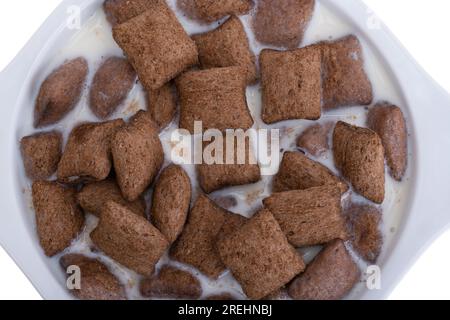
[0,0,449,300]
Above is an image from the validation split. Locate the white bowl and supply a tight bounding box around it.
[1,0,450,300]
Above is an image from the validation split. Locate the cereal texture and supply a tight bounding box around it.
[178,0,253,22]
[104,0,164,25]
[297,122,333,157]
[147,82,177,130]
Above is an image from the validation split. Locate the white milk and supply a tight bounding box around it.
[17,0,414,300]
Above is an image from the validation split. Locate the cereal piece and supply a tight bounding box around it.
[253,0,315,48]
[103,0,164,25]
[367,102,408,181]
[147,82,177,130]
[171,194,242,279]
[34,58,88,127]
[177,67,253,133]
[217,209,305,300]
[205,293,237,300]
[260,47,321,124]
[197,136,261,193]
[112,111,164,201]
[57,119,124,183]
[273,151,348,194]
[317,35,373,109]
[288,240,360,300]
[297,122,333,157]
[264,186,347,247]
[346,203,383,263]
[140,265,202,299]
[151,165,192,243]
[193,16,257,84]
[113,3,198,91]
[217,212,247,242]
[77,179,146,217]
[32,181,84,257]
[333,121,385,204]
[212,195,238,209]
[20,131,62,180]
[91,201,169,276]
[178,0,253,23]
[89,57,136,119]
[60,254,126,300]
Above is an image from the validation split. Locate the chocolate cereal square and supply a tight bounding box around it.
[217,209,305,300]
[179,0,254,23]
[177,67,254,133]
[104,0,164,25]
[193,16,257,84]
[260,47,321,124]
[20,131,62,181]
[113,2,198,91]
[32,181,85,257]
[91,201,169,276]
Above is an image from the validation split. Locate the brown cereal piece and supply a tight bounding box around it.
[20,131,62,181]
[197,136,261,193]
[112,111,164,201]
[193,16,257,84]
[317,35,373,109]
[34,58,88,128]
[273,151,348,194]
[77,179,146,217]
[103,0,164,25]
[367,102,408,181]
[288,240,360,300]
[217,213,247,242]
[60,254,126,300]
[177,67,254,134]
[140,265,202,299]
[263,186,347,247]
[346,203,383,263]
[147,82,177,130]
[297,122,333,157]
[260,47,321,124]
[212,195,238,210]
[91,201,169,276]
[32,181,84,257]
[253,0,314,49]
[170,194,241,279]
[151,165,192,243]
[57,119,124,183]
[205,293,238,300]
[178,0,253,23]
[333,121,385,204]
[89,57,136,119]
[113,3,198,91]
[217,209,305,300]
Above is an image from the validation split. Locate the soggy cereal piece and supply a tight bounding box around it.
[112,111,164,201]
[260,47,321,124]
[34,58,88,128]
[32,181,84,257]
[217,209,305,300]
[177,67,254,133]
[333,121,385,204]
[193,16,257,84]
[60,254,126,300]
[178,0,253,23]
[104,0,164,25]
[212,195,238,209]
[297,122,333,157]
[77,179,146,217]
[317,35,373,109]
[113,3,198,91]
[89,57,136,119]
[273,151,348,194]
[197,136,261,193]
[147,82,177,130]
[346,203,383,263]
[367,102,408,181]
[151,165,192,243]
[91,201,169,276]
[263,186,347,247]
[20,131,62,181]
[288,240,360,300]
[253,0,315,49]
[171,194,242,279]
[140,265,202,299]
[57,119,124,184]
